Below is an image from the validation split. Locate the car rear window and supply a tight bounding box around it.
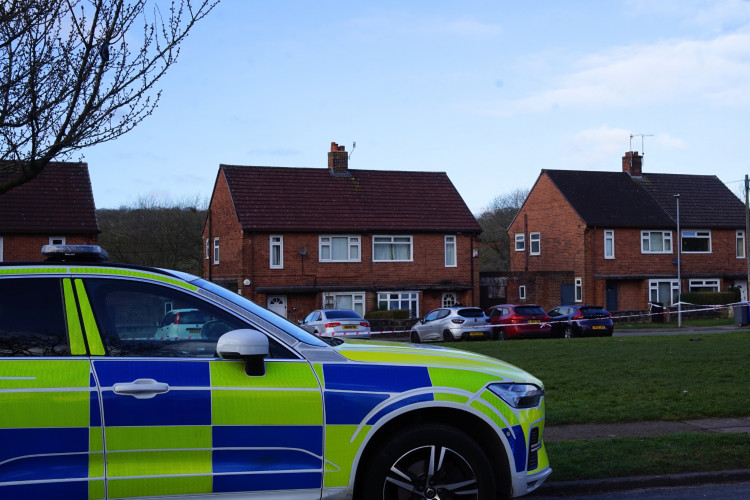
[325,310,362,320]
[458,308,485,318]
[515,306,546,316]
[580,306,609,316]
[181,311,211,323]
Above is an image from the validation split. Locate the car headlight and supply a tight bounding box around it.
[488,383,544,409]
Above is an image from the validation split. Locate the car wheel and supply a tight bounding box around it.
[442,330,454,342]
[494,328,506,341]
[361,423,497,500]
[563,325,574,339]
[410,331,421,343]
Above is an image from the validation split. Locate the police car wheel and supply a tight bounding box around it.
[362,423,496,500]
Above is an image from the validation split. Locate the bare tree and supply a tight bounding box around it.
[97,195,207,275]
[476,188,529,272]
[0,0,218,194]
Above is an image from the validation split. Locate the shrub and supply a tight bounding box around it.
[365,309,411,320]
[680,291,739,306]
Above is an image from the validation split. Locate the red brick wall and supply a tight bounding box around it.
[1,234,97,262]
[203,171,244,284]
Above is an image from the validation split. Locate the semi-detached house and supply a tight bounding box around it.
[203,142,481,324]
[508,151,747,312]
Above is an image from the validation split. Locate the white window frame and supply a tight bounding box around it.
[649,279,680,306]
[519,285,526,300]
[270,235,283,269]
[319,235,361,262]
[515,234,525,252]
[445,235,457,267]
[689,279,720,292]
[641,231,672,254]
[213,237,220,264]
[49,236,66,245]
[604,230,615,259]
[205,238,210,260]
[529,232,540,255]
[377,291,419,318]
[373,235,413,262]
[322,292,366,317]
[681,230,711,254]
[738,231,746,259]
[575,277,582,302]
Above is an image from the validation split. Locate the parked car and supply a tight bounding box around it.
[299,308,371,338]
[154,308,213,339]
[547,305,614,338]
[410,307,492,343]
[0,245,551,498]
[486,304,551,340]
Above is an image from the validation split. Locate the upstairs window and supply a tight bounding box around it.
[530,232,540,255]
[373,236,412,262]
[445,235,456,267]
[270,235,283,268]
[738,231,746,259]
[681,230,711,253]
[515,234,525,251]
[604,230,615,259]
[641,231,672,254]
[320,235,360,262]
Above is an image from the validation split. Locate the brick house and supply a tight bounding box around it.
[202,142,482,323]
[507,151,746,312]
[0,162,99,261]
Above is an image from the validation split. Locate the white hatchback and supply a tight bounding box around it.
[299,309,371,338]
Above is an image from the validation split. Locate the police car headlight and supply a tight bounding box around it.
[489,383,544,409]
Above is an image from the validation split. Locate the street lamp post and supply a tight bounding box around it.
[674,194,682,328]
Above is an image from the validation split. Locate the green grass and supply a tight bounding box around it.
[454,332,750,481]
[616,317,736,329]
[547,433,750,481]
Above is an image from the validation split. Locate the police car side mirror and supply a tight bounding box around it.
[216,329,269,376]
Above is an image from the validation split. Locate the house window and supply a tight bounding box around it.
[649,279,680,307]
[689,279,719,292]
[575,277,582,302]
[213,237,220,264]
[270,235,283,268]
[377,291,419,318]
[373,236,412,262]
[445,235,456,267]
[515,234,525,251]
[604,230,615,259]
[681,230,711,253]
[0,236,3,262]
[49,236,66,245]
[519,285,526,300]
[205,238,209,260]
[641,231,672,254]
[322,292,365,317]
[738,231,746,259]
[442,292,457,307]
[320,235,360,262]
[530,233,540,255]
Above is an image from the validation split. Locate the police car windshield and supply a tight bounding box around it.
[190,278,329,347]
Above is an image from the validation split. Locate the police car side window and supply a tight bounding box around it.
[82,278,293,358]
[0,278,70,356]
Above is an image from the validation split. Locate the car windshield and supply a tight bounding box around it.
[190,278,329,347]
[458,308,485,318]
[325,310,362,320]
[515,306,546,316]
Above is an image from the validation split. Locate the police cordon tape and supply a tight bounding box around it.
[358,301,748,336]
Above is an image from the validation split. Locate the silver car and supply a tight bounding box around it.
[299,309,371,338]
[410,307,492,343]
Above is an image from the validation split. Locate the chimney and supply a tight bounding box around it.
[622,151,643,177]
[328,142,348,174]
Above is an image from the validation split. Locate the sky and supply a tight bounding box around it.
[82,0,750,214]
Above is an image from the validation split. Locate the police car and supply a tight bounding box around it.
[0,245,551,499]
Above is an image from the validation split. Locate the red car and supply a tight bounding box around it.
[486,304,551,340]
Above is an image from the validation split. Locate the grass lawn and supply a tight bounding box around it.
[453,331,750,481]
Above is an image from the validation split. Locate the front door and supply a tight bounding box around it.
[606,280,618,312]
[267,295,287,318]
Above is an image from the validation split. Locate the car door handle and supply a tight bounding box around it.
[113,378,169,399]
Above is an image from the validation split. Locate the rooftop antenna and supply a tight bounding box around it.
[630,133,653,167]
[348,141,356,160]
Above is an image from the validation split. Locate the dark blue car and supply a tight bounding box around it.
[547,305,614,338]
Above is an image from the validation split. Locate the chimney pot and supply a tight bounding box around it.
[622,151,643,177]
